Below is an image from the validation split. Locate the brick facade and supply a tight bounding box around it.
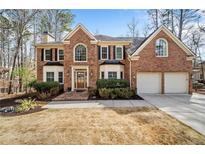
[36,25,193,94]
[128,30,192,93]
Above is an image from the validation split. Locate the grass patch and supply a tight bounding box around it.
[0,107,205,144]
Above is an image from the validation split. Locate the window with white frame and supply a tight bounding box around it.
[75,44,87,61]
[46,72,54,82]
[101,72,104,79]
[116,46,123,60]
[120,71,123,79]
[108,72,117,79]
[155,38,168,57]
[58,49,64,61]
[58,72,63,83]
[101,46,108,60]
[45,49,52,61]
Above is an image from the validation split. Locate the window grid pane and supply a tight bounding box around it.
[75,45,86,61]
[46,72,54,82]
[59,50,64,60]
[155,39,167,56]
[116,47,122,59]
[58,72,63,83]
[101,47,108,59]
[45,50,51,60]
[108,72,117,79]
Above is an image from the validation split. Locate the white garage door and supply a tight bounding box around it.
[137,73,161,94]
[164,72,188,94]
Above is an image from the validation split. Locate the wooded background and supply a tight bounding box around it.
[0,9,204,94]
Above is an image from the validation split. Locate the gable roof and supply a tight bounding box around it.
[63,24,97,41]
[131,25,195,57]
[95,35,133,42]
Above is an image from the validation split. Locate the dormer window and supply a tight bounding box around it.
[155,38,168,57]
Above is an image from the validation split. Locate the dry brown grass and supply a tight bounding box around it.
[0,107,205,145]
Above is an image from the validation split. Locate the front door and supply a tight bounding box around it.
[74,69,87,89]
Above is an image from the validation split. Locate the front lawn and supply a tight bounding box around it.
[0,107,205,144]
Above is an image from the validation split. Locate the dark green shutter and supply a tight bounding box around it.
[113,46,115,60]
[123,46,126,59]
[55,48,58,61]
[98,46,101,60]
[108,46,111,59]
[50,49,52,61]
[41,49,44,61]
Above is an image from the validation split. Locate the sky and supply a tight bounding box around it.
[71,9,148,37]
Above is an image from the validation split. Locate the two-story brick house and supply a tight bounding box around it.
[36,24,195,94]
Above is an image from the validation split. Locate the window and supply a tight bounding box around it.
[101,46,108,60]
[116,46,123,60]
[75,44,87,61]
[108,72,117,79]
[155,38,168,57]
[46,72,54,82]
[120,72,123,79]
[58,49,64,61]
[58,72,63,83]
[45,49,51,61]
[101,72,104,79]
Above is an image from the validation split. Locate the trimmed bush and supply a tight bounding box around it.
[32,81,60,93]
[96,79,129,89]
[98,88,135,99]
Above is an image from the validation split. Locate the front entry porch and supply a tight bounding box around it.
[71,66,89,91]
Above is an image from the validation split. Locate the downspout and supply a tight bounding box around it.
[128,55,132,88]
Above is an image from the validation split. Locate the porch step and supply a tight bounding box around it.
[52,91,89,101]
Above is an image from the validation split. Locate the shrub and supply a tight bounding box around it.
[32,81,60,93]
[193,82,204,90]
[15,98,37,113]
[96,79,129,89]
[37,92,51,100]
[98,88,111,98]
[98,88,136,99]
[88,87,98,97]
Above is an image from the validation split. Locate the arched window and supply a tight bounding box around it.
[74,44,87,61]
[155,38,168,57]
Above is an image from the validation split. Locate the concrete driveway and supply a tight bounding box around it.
[140,93,205,136]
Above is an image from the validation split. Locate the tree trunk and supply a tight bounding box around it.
[178,9,183,40]
[8,38,21,94]
[171,10,174,33]
[155,9,159,29]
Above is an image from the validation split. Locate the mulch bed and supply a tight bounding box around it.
[89,95,144,100]
[0,106,46,117]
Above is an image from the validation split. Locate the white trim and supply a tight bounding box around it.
[132,25,195,57]
[63,24,97,41]
[44,48,52,61]
[115,45,123,60]
[100,46,108,60]
[58,71,64,84]
[73,43,88,62]
[57,48,64,61]
[71,65,89,91]
[155,38,169,57]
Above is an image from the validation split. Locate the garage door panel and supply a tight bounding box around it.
[164,72,188,94]
[137,73,161,94]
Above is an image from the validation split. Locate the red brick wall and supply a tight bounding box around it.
[63,28,98,91]
[129,30,192,93]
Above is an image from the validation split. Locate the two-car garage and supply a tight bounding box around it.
[137,72,189,94]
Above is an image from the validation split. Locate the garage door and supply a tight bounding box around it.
[164,72,188,94]
[137,73,161,94]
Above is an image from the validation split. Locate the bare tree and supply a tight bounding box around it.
[127,17,139,38]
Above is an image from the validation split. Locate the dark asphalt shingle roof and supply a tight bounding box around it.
[100,60,124,65]
[94,35,133,41]
[44,62,64,66]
